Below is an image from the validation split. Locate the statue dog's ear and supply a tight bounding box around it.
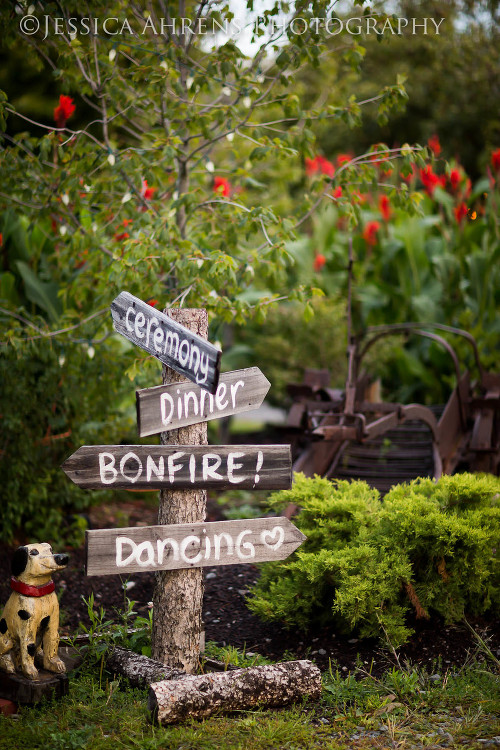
[11,546,29,577]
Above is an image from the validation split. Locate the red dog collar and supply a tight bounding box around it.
[10,577,55,597]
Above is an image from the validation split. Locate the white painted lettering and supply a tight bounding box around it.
[153,327,164,353]
[116,537,135,567]
[197,351,209,384]
[156,538,179,564]
[189,454,196,483]
[199,388,214,416]
[230,380,245,409]
[145,316,159,349]
[146,455,164,482]
[227,452,245,484]
[167,451,185,482]
[164,330,179,358]
[178,339,190,367]
[189,344,200,374]
[99,452,118,484]
[184,390,199,419]
[120,452,143,483]
[180,535,202,564]
[202,453,223,481]
[125,306,135,332]
[236,530,255,560]
[134,311,145,339]
[215,383,228,410]
[214,532,233,560]
[160,393,175,425]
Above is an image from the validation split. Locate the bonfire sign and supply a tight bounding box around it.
[62,445,292,491]
[85,517,305,576]
[111,291,221,394]
[136,367,271,436]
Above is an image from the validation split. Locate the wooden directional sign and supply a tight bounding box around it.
[111,292,221,394]
[85,517,306,576]
[136,367,271,437]
[62,445,292,491]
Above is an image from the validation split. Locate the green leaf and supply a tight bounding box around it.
[15,261,62,322]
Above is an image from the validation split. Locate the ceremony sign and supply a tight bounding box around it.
[111,292,221,394]
[85,517,305,576]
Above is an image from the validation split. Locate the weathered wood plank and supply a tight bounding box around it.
[148,660,322,725]
[62,445,292,491]
[136,367,271,436]
[85,517,306,576]
[110,292,221,394]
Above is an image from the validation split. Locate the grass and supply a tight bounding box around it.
[1,645,499,750]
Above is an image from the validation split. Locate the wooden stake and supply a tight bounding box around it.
[151,308,208,673]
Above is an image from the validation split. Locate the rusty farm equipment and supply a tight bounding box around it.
[284,323,500,497]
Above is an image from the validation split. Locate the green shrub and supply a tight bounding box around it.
[248,473,500,647]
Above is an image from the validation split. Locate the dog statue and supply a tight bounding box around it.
[0,543,69,680]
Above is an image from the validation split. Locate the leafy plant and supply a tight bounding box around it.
[248,472,500,647]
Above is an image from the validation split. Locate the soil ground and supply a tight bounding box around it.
[1,497,498,676]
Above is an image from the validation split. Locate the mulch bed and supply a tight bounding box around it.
[1,497,498,676]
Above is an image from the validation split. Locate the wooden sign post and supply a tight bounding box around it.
[154,308,208,674]
[62,297,299,676]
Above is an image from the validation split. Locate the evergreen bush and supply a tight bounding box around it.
[248,473,500,646]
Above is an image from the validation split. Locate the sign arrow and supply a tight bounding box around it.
[62,445,292,491]
[136,367,271,436]
[85,517,306,576]
[110,291,221,394]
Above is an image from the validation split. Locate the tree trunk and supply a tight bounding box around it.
[151,308,208,673]
[106,647,184,689]
[148,660,322,725]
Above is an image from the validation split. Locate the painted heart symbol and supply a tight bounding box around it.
[261,526,284,551]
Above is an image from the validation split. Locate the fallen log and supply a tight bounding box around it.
[107,647,184,689]
[148,659,322,725]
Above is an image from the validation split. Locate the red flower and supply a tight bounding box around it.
[491,148,500,172]
[379,194,392,221]
[400,164,417,183]
[305,155,334,177]
[147,299,159,307]
[0,233,3,248]
[114,232,130,241]
[448,168,461,192]
[332,186,343,199]
[213,176,231,197]
[428,134,441,156]
[54,95,75,128]
[313,253,326,271]
[363,221,380,246]
[453,202,468,224]
[305,157,319,176]
[337,153,353,167]
[420,166,445,196]
[317,155,335,177]
[142,180,156,200]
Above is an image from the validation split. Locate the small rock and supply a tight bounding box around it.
[348,638,358,644]
[206,572,217,580]
[429,673,441,682]
[318,649,327,655]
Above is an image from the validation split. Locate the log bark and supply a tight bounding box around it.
[148,659,322,725]
[152,308,208,673]
[107,647,185,689]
